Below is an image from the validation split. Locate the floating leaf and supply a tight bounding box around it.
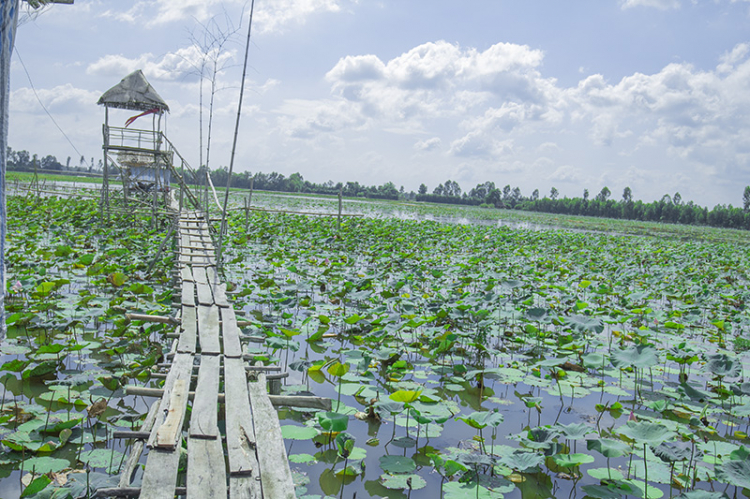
[281,425,319,440]
[379,455,416,473]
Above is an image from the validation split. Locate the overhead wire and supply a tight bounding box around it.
[14,47,91,168]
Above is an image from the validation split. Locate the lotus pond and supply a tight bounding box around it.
[1,191,750,499]
[220,201,750,499]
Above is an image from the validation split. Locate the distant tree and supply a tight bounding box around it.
[531,188,539,201]
[743,186,750,211]
[673,192,682,206]
[595,186,611,202]
[433,183,444,196]
[511,187,521,204]
[418,183,428,195]
[288,172,304,192]
[486,188,502,207]
[66,156,71,169]
[622,186,632,203]
[550,187,559,200]
[502,184,511,200]
[661,194,672,204]
[583,189,589,201]
[443,180,462,197]
[469,181,495,200]
[79,155,85,168]
[41,154,62,171]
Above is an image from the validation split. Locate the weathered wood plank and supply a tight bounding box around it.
[196,282,214,307]
[181,267,194,283]
[147,353,193,449]
[207,267,230,308]
[221,308,242,358]
[155,378,189,449]
[187,437,227,499]
[247,373,296,499]
[181,281,195,307]
[197,305,222,355]
[189,354,219,439]
[139,445,182,499]
[229,476,261,499]
[192,266,209,284]
[118,401,160,488]
[177,306,197,354]
[224,357,258,476]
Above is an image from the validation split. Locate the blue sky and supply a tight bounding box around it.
[8,0,750,207]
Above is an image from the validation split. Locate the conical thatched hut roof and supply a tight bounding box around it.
[97,70,169,112]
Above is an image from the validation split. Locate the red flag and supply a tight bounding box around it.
[125,108,160,127]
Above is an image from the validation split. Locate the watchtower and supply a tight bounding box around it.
[98,70,172,213]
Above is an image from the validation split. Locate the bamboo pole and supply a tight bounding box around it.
[217,0,255,272]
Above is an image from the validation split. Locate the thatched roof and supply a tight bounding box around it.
[97,70,169,112]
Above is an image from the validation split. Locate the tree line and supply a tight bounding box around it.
[418,181,750,230]
[192,166,401,200]
[7,145,750,230]
[6,147,102,173]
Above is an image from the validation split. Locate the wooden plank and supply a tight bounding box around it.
[181,267,194,283]
[155,379,188,449]
[207,267,230,308]
[196,282,214,307]
[229,476,261,499]
[193,266,209,284]
[178,306,197,354]
[187,437,227,499]
[247,373,296,499]
[221,308,242,358]
[189,355,219,439]
[147,353,193,449]
[118,401,160,488]
[224,357,258,476]
[139,445,182,499]
[197,305,222,355]
[181,281,195,307]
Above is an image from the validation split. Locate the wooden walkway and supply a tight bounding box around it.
[102,211,321,499]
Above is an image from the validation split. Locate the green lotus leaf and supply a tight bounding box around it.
[618,421,675,446]
[705,353,741,378]
[564,315,604,334]
[551,452,595,468]
[500,451,544,472]
[651,441,691,463]
[380,473,427,490]
[715,459,750,490]
[379,455,416,473]
[611,345,659,370]
[587,438,631,458]
[317,411,348,433]
[281,425,319,440]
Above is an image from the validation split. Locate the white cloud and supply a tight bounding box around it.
[620,0,681,9]
[10,84,100,114]
[86,46,235,81]
[275,99,365,139]
[717,43,750,74]
[414,137,441,151]
[550,165,583,183]
[102,0,355,33]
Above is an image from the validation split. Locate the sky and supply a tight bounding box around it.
[7,0,750,207]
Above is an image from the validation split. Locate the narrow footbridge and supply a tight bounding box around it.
[99,211,330,498]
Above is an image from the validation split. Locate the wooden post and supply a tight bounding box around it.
[102,107,110,221]
[338,185,343,231]
[243,195,248,232]
[179,159,184,211]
